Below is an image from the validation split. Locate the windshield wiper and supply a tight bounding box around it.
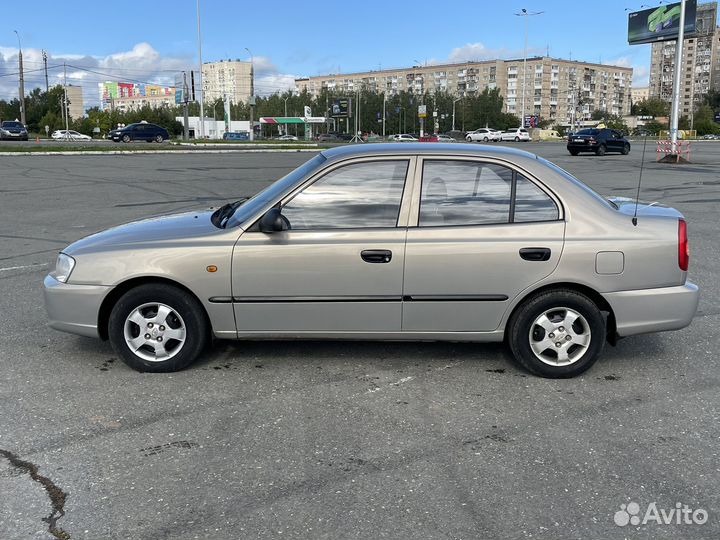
[211,198,248,228]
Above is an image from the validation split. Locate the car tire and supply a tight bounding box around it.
[108,284,209,373]
[621,143,630,155]
[122,134,131,143]
[466,136,473,142]
[514,136,520,142]
[483,136,489,142]
[595,144,606,156]
[155,135,165,143]
[507,289,606,378]
[569,149,579,156]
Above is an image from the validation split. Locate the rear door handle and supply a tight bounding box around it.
[519,247,551,262]
[361,249,392,263]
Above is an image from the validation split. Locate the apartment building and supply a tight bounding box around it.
[649,1,720,116]
[201,60,253,104]
[99,82,176,112]
[295,57,633,123]
[631,86,650,105]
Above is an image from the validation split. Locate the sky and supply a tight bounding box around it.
[0,0,669,110]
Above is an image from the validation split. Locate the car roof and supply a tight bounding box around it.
[320,142,538,162]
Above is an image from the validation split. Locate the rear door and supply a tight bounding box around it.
[402,157,565,332]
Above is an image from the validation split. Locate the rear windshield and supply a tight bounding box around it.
[1,121,23,128]
[576,129,599,135]
[536,156,615,210]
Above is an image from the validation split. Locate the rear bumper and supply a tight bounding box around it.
[602,282,699,337]
[43,275,111,338]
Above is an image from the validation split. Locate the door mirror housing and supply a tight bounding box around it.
[259,207,290,233]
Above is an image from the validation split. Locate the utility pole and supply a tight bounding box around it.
[245,48,254,141]
[196,0,205,139]
[14,31,26,125]
[382,92,386,138]
[514,9,544,128]
[669,0,687,156]
[452,97,462,131]
[42,50,49,93]
[182,71,190,141]
[63,63,70,139]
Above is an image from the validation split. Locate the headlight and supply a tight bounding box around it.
[55,253,76,283]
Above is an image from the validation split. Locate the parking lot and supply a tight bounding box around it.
[0,142,718,539]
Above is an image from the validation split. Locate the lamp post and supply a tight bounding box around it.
[196,0,205,139]
[14,31,26,125]
[283,96,290,135]
[452,97,462,131]
[514,9,543,128]
[245,47,255,141]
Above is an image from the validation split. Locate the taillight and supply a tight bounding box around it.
[678,218,689,271]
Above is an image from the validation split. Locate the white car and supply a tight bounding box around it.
[391,134,418,142]
[276,134,298,141]
[466,128,501,142]
[51,130,92,141]
[500,128,530,142]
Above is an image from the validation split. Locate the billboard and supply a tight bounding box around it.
[628,1,696,45]
[330,98,350,118]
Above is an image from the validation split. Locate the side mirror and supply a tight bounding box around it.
[259,207,290,233]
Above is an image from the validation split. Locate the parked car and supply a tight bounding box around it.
[0,121,28,141]
[51,130,92,141]
[500,128,531,142]
[108,122,169,143]
[44,143,698,378]
[391,134,418,142]
[445,130,467,141]
[317,133,341,142]
[466,128,501,142]
[419,134,456,143]
[567,128,630,156]
[276,134,298,141]
[336,133,353,141]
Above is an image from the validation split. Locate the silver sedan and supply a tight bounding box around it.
[44,144,699,378]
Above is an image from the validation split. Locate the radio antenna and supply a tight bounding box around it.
[632,134,649,226]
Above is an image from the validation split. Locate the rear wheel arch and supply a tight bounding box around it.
[504,282,617,343]
[97,276,211,341]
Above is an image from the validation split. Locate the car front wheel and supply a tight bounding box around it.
[108,284,209,372]
[621,143,630,155]
[122,134,131,143]
[595,144,606,156]
[507,289,605,378]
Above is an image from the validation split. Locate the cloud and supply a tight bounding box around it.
[439,42,547,64]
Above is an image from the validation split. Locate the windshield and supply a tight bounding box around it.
[2,121,23,128]
[225,153,327,228]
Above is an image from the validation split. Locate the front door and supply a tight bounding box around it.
[402,158,565,332]
[232,158,412,335]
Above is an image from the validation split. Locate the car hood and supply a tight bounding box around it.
[608,196,684,219]
[64,210,220,255]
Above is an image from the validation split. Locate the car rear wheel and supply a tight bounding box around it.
[483,136,489,142]
[621,143,630,155]
[514,136,520,142]
[595,144,606,156]
[108,284,209,373]
[155,134,164,143]
[507,289,605,378]
[122,134,131,143]
[569,149,579,156]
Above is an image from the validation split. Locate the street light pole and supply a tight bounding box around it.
[452,97,462,131]
[196,0,205,139]
[514,9,543,128]
[14,31,26,125]
[669,0,687,156]
[245,47,254,141]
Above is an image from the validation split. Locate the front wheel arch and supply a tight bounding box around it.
[97,276,212,341]
[503,282,616,344]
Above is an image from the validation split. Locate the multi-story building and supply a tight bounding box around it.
[98,82,176,112]
[631,86,650,106]
[295,57,633,124]
[649,1,720,116]
[65,85,84,119]
[201,60,253,104]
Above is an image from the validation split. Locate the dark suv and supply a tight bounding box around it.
[567,128,630,156]
[109,123,169,143]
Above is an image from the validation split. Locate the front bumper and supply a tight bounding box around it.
[602,282,699,337]
[43,275,111,338]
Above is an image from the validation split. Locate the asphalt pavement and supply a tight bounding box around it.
[0,142,718,539]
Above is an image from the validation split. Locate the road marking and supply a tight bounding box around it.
[0,263,48,272]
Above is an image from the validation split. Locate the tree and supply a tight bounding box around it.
[632,98,670,117]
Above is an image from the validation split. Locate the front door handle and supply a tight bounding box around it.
[361,249,392,263]
[519,247,551,262]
